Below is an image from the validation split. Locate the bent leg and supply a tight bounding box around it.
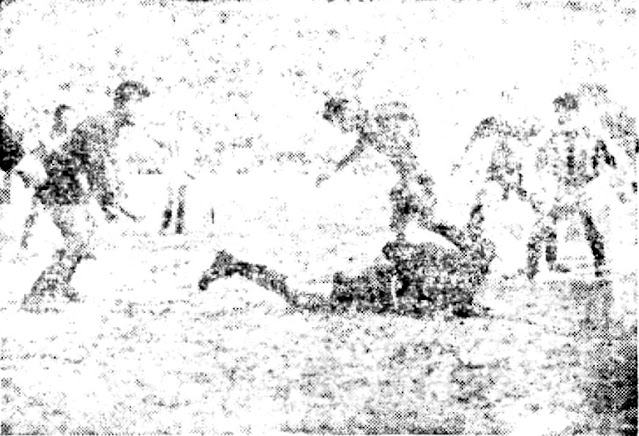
[579,208,607,276]
[389,181,415,241]
[20,196,41,249]
[527,208,558,280]
[23,205,97,311]
[0,171,11,204]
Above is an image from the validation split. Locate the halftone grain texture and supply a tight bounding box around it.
[1,0,637,434]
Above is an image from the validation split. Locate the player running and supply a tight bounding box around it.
[21,80,157,312]
[316,96,485,251]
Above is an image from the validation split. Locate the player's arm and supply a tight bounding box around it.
[335,139,366,172]
[316,139,366,186]
[592,119,637,201]
[67,126,123,217]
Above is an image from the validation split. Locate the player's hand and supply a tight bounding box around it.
[116,204,143,222]
[316,173,330,187]
[102,206,120,223]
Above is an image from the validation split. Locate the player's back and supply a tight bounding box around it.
[35,110,127,206]
[360,101,421,175]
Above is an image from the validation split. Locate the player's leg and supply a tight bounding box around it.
[416,198,485,253]
[160,183,174,233]
[22,205,97,311]
[389,181,413,241]
[544,210,560,271]
[579,207,607,277]
[406,170,486,252]
[198,249,290,299]
[526,204,558,279]
[175,183,186,234]
[0,171,10,204]
[20,195,41,249]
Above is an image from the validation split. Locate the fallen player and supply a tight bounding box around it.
[198,205,496,317]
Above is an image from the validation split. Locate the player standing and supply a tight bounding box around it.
[316,96,483,251]
[22,80,155,312]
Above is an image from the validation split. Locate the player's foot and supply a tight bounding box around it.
[22,278,80,313]
[594,265,611,278]
[452,302,490,318]
[198,250,237,290]
[548,262,571,273]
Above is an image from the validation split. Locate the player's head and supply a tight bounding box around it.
[114,80,151,107]
[323,96,349,123]
[470,116,500,141]
[113,80,151,124]
[323,96,356,133]
[51,104,76,134]
[553,92,579,125]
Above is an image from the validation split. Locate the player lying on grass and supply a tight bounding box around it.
[198,213,496,317]
[198,97,497,316]
[330,234,495,317]
[21,80,158,312]
[316,96,485,252]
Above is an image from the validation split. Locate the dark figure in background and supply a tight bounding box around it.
[526,90,631,278]
[22,80,152,312]
[18,104,79,248]
[453,115,541,202]
[158,109,199,235]
[161,183,187,234]
[453,85,636,279]
[0,111,25,204]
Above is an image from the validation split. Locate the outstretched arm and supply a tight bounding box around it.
[335,139,366,172]
[317,139,366,186]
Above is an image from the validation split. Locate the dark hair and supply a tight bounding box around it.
[114,80,151,105]
[53,104,73,121]
[323,97,349,121]
[553,92,579,112]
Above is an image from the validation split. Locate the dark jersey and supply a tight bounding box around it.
[0,113,25,173]
[35,109,130,207]
[356,102,421,179]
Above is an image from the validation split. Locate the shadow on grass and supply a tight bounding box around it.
[280,411,467,435]
[570,278,638,435]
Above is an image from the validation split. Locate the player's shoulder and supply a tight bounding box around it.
[71,111,120,143]
[373,101,414,120]
[75,111,117,131]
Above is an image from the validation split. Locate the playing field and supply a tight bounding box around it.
[0,228,636,434]
[1,0,637,434]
